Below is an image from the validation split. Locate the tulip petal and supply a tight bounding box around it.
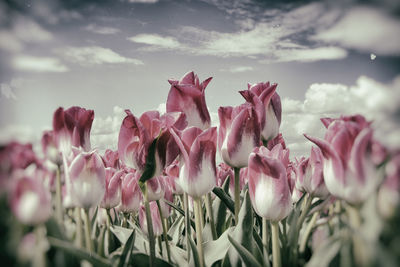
[350,128,373,184]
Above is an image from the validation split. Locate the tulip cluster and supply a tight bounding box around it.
[0,71,399,267]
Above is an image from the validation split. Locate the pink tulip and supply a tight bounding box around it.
[240,82,281,141]
[218,104,260,168]
[139,201,163,237]
[101,168,123,209]
[102,149,120,169]
[248,146,292,221]
[305,115,381,204]
[216,163,246,195]
[119,171,142,213]
[147,176,165,201]
[295,147,329,199]
[10,176,52,225]
[167,71,212,129]
[170,126,217,197]
[69,150,106,209]
[118,110,185,175]
[266,133,286,150]
[164,160,183,195]
[41,130,62,165]
[52,106,94,155]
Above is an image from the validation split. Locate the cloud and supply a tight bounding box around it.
[273,47,347,63]
[128,0,159,3]
[12,55,69,73]
[1,83,17,100]
[128,34,182,49]
[84,24,120,35]
[220,66,254,73]
[280,75,400,158]
[312,7,400,55]
[0,16,53,52]
[61,46,144,66]
[91,106,126,152]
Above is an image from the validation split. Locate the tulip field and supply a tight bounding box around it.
[1,71,399,267]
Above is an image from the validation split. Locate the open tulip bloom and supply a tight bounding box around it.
[2,73,400,267]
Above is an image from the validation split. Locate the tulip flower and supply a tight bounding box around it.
[170,126,217,198]
[102,149,120,169]
[146,176,165,201]
[165,160,183,195]
[69,150,106,209]
[101,168,123,209]
[119,170,142,213]
[167,71,212,130]
[305,115,382,205]
[295,147,329,199]
[139,201,163,237]
[52,106,94,155]
[41,131,62,165]
[159,178,174,218]
[216,163,246,195]
[266,133,286,150]
[118,110,185,176]
[10,176,52,225]
[240,81,281,141]
[248,146,292,221]
[218,103,260,168]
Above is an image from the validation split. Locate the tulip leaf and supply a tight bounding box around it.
[48,237,112,267]
[212,187,234,213]
[110,226,134,245]
[227,234,263,267]
[189,235,201,267]
[139,137,158,183]
[130,252,172,267]
[165,199,196,229]
[203,227,234,266]
[213,176,230,237]
[117,229,135,267]
[306,235,341,267]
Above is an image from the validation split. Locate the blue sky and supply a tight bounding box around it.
[0,0,399,157]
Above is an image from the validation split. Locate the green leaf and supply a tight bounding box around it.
[130,252,172,267]
[227,235,262,267]
[48,237,111,267]
[117,229,135,267]
[212,187,234,213]
[110,226,134,245]
[213,176,230,236]
[189,235,201,267]
[139,137,158,183]
[203,227,234,266]
[46,217,68,240]
[306,235,341,267]
[165,199,196,229]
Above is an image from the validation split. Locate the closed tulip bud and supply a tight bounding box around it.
[52,106,94,155]
[248,146,292,221]
[170,126,217,198]
[167,71,212,129]
[10,176,52,225]
[139,201,163,237]
[305,115,382,205]
[119,171,142,213]
[218,104,260,168]
[295,147,329,199]
[69,150,106,209]
[101,168,123,209]
[216,163,234,187]
[240,82,281,141]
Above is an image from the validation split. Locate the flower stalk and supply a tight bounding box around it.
[194,197,205,267]
[271,221,281,267]
[156,200,172,263]
[83,209,93,253]
[234,167,241,225]
[205,192,217,240]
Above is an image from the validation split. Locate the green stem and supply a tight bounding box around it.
[183,192,191,262]
[234,167,241,225]
[156,200,172,263]
[297,194,312,230]
[205,192,217,240]
[83,209,93,253]
[346,204,368,267]
[143,183,155,267]
[262,218,269,262]
[97,225,106,256]
[299,211,319,253]
[194,197,205,267]
[271,221,281,267]
[75,207,83,248]
[55,165,63,225]
[33,225,46,267]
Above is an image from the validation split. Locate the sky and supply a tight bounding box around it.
[0,0,399,158]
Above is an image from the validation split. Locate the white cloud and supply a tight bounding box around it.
[91,106,126,153]
[281,75,400,158]
[273,47,347,63]
[0,125,37,145]
[128,34,182,49]
[220,66,254,73]
[312,7,400,55]
[61,46,144,66]
[1,83,17,100]
[85,24,120,35]
[12,55,69,73]
[128,0,158,3]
